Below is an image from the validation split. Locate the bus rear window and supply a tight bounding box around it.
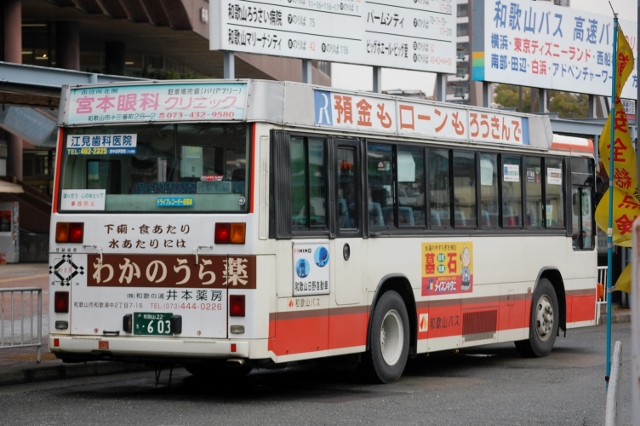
[58,123,250,213]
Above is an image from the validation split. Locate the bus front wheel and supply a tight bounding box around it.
[515,278,559,357]
[360,291,410,384]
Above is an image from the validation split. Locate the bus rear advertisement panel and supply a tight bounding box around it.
[50,80,597,384]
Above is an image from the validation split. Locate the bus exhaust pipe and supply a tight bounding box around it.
[227,359,245,367]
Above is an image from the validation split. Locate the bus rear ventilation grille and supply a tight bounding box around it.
[462,310,497,342]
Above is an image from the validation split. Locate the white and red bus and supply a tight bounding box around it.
[49,80,597,383]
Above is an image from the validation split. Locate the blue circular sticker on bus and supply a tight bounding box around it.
[314,247,329,267]
[295,259,310,278]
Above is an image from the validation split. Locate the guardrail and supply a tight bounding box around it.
[0,287,42,363]
[597,266,608,325]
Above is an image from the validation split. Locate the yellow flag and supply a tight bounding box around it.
[614,263,632,293]
[594,187,640,247]
[598,98,639,200]
[591,25,636,293]
[615,26,634,95]
[598,25,636,191]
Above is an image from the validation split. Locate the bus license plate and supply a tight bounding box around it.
[134,312,173,336]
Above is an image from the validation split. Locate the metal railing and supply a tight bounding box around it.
[597,266,608,325]
[0,287,42,363]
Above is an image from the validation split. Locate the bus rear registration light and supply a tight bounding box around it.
[215,222,246,244]
[55,222,84,243]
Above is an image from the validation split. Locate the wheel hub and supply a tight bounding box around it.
[380,309,403,366]
[535,295,554,341]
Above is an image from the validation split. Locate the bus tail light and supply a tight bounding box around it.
[55,222,84,243]
[215,223,230,244]
[229,223,246,244]
[54,292,69,313]
[215,223,245,244]
[229,295,245,317]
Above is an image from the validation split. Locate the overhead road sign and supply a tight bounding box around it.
[210,0,457,74]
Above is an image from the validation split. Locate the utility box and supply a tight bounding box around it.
[0,201,19,263]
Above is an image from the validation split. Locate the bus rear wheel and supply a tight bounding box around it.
[515,278,559,357]
[360,291,409,384]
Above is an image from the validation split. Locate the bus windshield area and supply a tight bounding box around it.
[58,123,249,213]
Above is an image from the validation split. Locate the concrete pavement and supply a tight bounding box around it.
[0,262,632,386]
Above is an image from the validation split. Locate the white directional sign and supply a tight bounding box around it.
[210,0,457,73]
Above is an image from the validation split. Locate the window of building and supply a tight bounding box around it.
[457,3,469,17]
[457,23,468,37]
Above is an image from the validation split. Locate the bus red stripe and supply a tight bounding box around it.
[268,291,595,356]
[567,293,597,322]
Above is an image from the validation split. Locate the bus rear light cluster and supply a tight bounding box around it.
[55,222,84,243]
[215,222,246,244]
[54,292,69,313]
[229,295,245,317]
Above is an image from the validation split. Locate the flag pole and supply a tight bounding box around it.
[606,14,619,388]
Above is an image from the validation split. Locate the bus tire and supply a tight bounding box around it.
[360,291,410,384]
[515,278,559,358]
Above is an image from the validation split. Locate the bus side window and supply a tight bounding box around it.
[480,153,499,229]
[291,136,328,230]
[502,155,522,228]
[525,157,543,228]
[453,150,476,228]
[338,146,357,230]
[545,158,564,228]
[429,148,451,228]
[367,143,394,227]
[397,146,424,228]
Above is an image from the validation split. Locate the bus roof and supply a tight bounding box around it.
[59,79,555,152]
[550,134,594,154]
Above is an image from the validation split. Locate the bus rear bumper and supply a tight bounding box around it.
[49,335,254,363]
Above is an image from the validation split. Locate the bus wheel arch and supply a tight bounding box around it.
[360,275,416,383]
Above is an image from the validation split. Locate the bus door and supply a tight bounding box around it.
[332,140,363,306]
[329,139,367,350]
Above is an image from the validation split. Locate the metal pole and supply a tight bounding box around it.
[606,16,619,389]
[302,59,312,84]
[37,289,42,363]
[435,73,446,102]
[224,51,235,79]
[372,66,382,94]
